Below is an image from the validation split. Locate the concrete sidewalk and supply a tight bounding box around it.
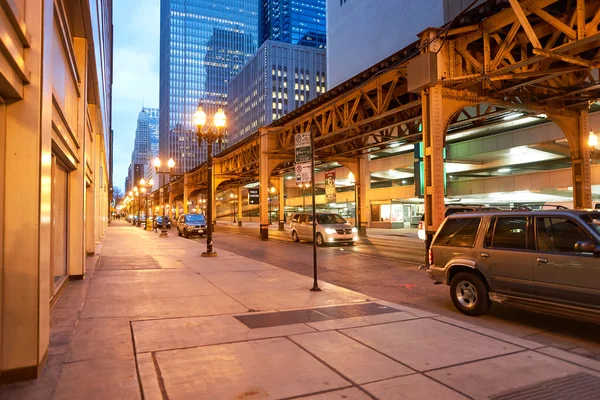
[2,221,600,399]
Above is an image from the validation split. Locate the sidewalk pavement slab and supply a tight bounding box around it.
[3,221,600,400]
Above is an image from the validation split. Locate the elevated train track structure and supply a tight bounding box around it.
[154,0,600,240]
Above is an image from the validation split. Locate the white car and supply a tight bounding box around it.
[290,212,358,246]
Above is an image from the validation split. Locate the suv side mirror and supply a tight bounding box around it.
[575,240,600,255]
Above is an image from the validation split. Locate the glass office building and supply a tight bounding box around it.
[259,0,326,48]
[159,0,258,174]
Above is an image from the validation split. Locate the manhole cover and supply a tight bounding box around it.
[98,255,159,270]
[490,373,600,400]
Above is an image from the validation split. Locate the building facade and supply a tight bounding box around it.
[227,41,327,145]
[326,0,444,88]
[159,0,258,175]
[260,0,326,48]
[129,107,159,191]
[0,0,112,382]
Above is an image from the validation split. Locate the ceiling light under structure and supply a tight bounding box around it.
[498,168,511,173]
[589,130,598,148]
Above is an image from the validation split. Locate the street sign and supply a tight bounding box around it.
[295,132,312,163]
[295,162,312,183]
[325,170,336,202]
[248,188,260,204]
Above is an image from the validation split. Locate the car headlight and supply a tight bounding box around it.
[351,227,358,233]
[324,228,336,234]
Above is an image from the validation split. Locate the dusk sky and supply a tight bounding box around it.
[113,0,160,192]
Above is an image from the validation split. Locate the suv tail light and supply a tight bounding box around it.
[428,248,433,266]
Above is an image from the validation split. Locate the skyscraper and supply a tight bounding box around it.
[131,108,153,173]
[227,0,327,146]
[228,41,326,145]
[259,0,326,48]
[159,0,258,174]
[144,107,160,158]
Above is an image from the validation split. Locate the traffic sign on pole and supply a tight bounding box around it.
[295,132,312,163]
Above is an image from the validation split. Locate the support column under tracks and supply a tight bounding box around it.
[552,109,593,209]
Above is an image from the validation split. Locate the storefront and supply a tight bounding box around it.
[370,201,423,228]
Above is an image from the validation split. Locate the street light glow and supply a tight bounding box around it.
[193,105,207,127]
[214,108,226,128]
[168,158,175,169]
[153,157,161,169]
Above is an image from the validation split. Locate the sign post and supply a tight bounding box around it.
[248,188,260,205]
[295,131,320,292]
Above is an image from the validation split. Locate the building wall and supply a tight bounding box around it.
[443,0,487,23]
[0,0,112,382]
[260,0,327,48]
[326,0,444,88]
[228,41,327,145]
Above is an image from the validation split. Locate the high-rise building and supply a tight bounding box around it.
[260,0,326,48]
[326,0,444,88]
[144,107,160,157]
[159,0,258,175]
[228,41,326,145]
[132,109,151,167]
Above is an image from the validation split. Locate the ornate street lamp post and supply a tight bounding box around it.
[139,178,154,230]
[134,186,141,226]
[153,157,179,237]
[193,104,226,257]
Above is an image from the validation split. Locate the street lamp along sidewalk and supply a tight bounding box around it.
[193,103,226,257]
[153,156,181,237]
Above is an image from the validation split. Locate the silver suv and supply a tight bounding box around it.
[177,213,207,238]
[427,210,600,322]
[290,212,358,246]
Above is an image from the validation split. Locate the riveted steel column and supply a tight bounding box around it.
[183,173,190,214]
[278,176,286,230]
[554,110,593,209]
[423,86,447,249]
[573,110,593,209]
[259,128,270,240]
[237,186,243,226]
[358,156,369,236]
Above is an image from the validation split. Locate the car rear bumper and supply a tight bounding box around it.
[427,266,447,285]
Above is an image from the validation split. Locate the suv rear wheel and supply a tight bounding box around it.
[450,272,491,316]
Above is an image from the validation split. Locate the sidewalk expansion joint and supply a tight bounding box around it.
[532,348,600,372]
[433,317,533,350]
[151,352,169,400]
[130,321,146,400]
[283,336,378,400]
[334,329,475,400]
[421,348,529,374]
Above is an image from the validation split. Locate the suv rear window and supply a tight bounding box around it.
[434,218,481,247]
[485,217,528,250]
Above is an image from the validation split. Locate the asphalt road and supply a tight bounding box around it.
[190,226,600,361]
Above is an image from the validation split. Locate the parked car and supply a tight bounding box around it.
[290,212,358,246]
[426,209,600,322]
[417,205,502,240]
[177,213,207,238]
[153,216,172,230]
